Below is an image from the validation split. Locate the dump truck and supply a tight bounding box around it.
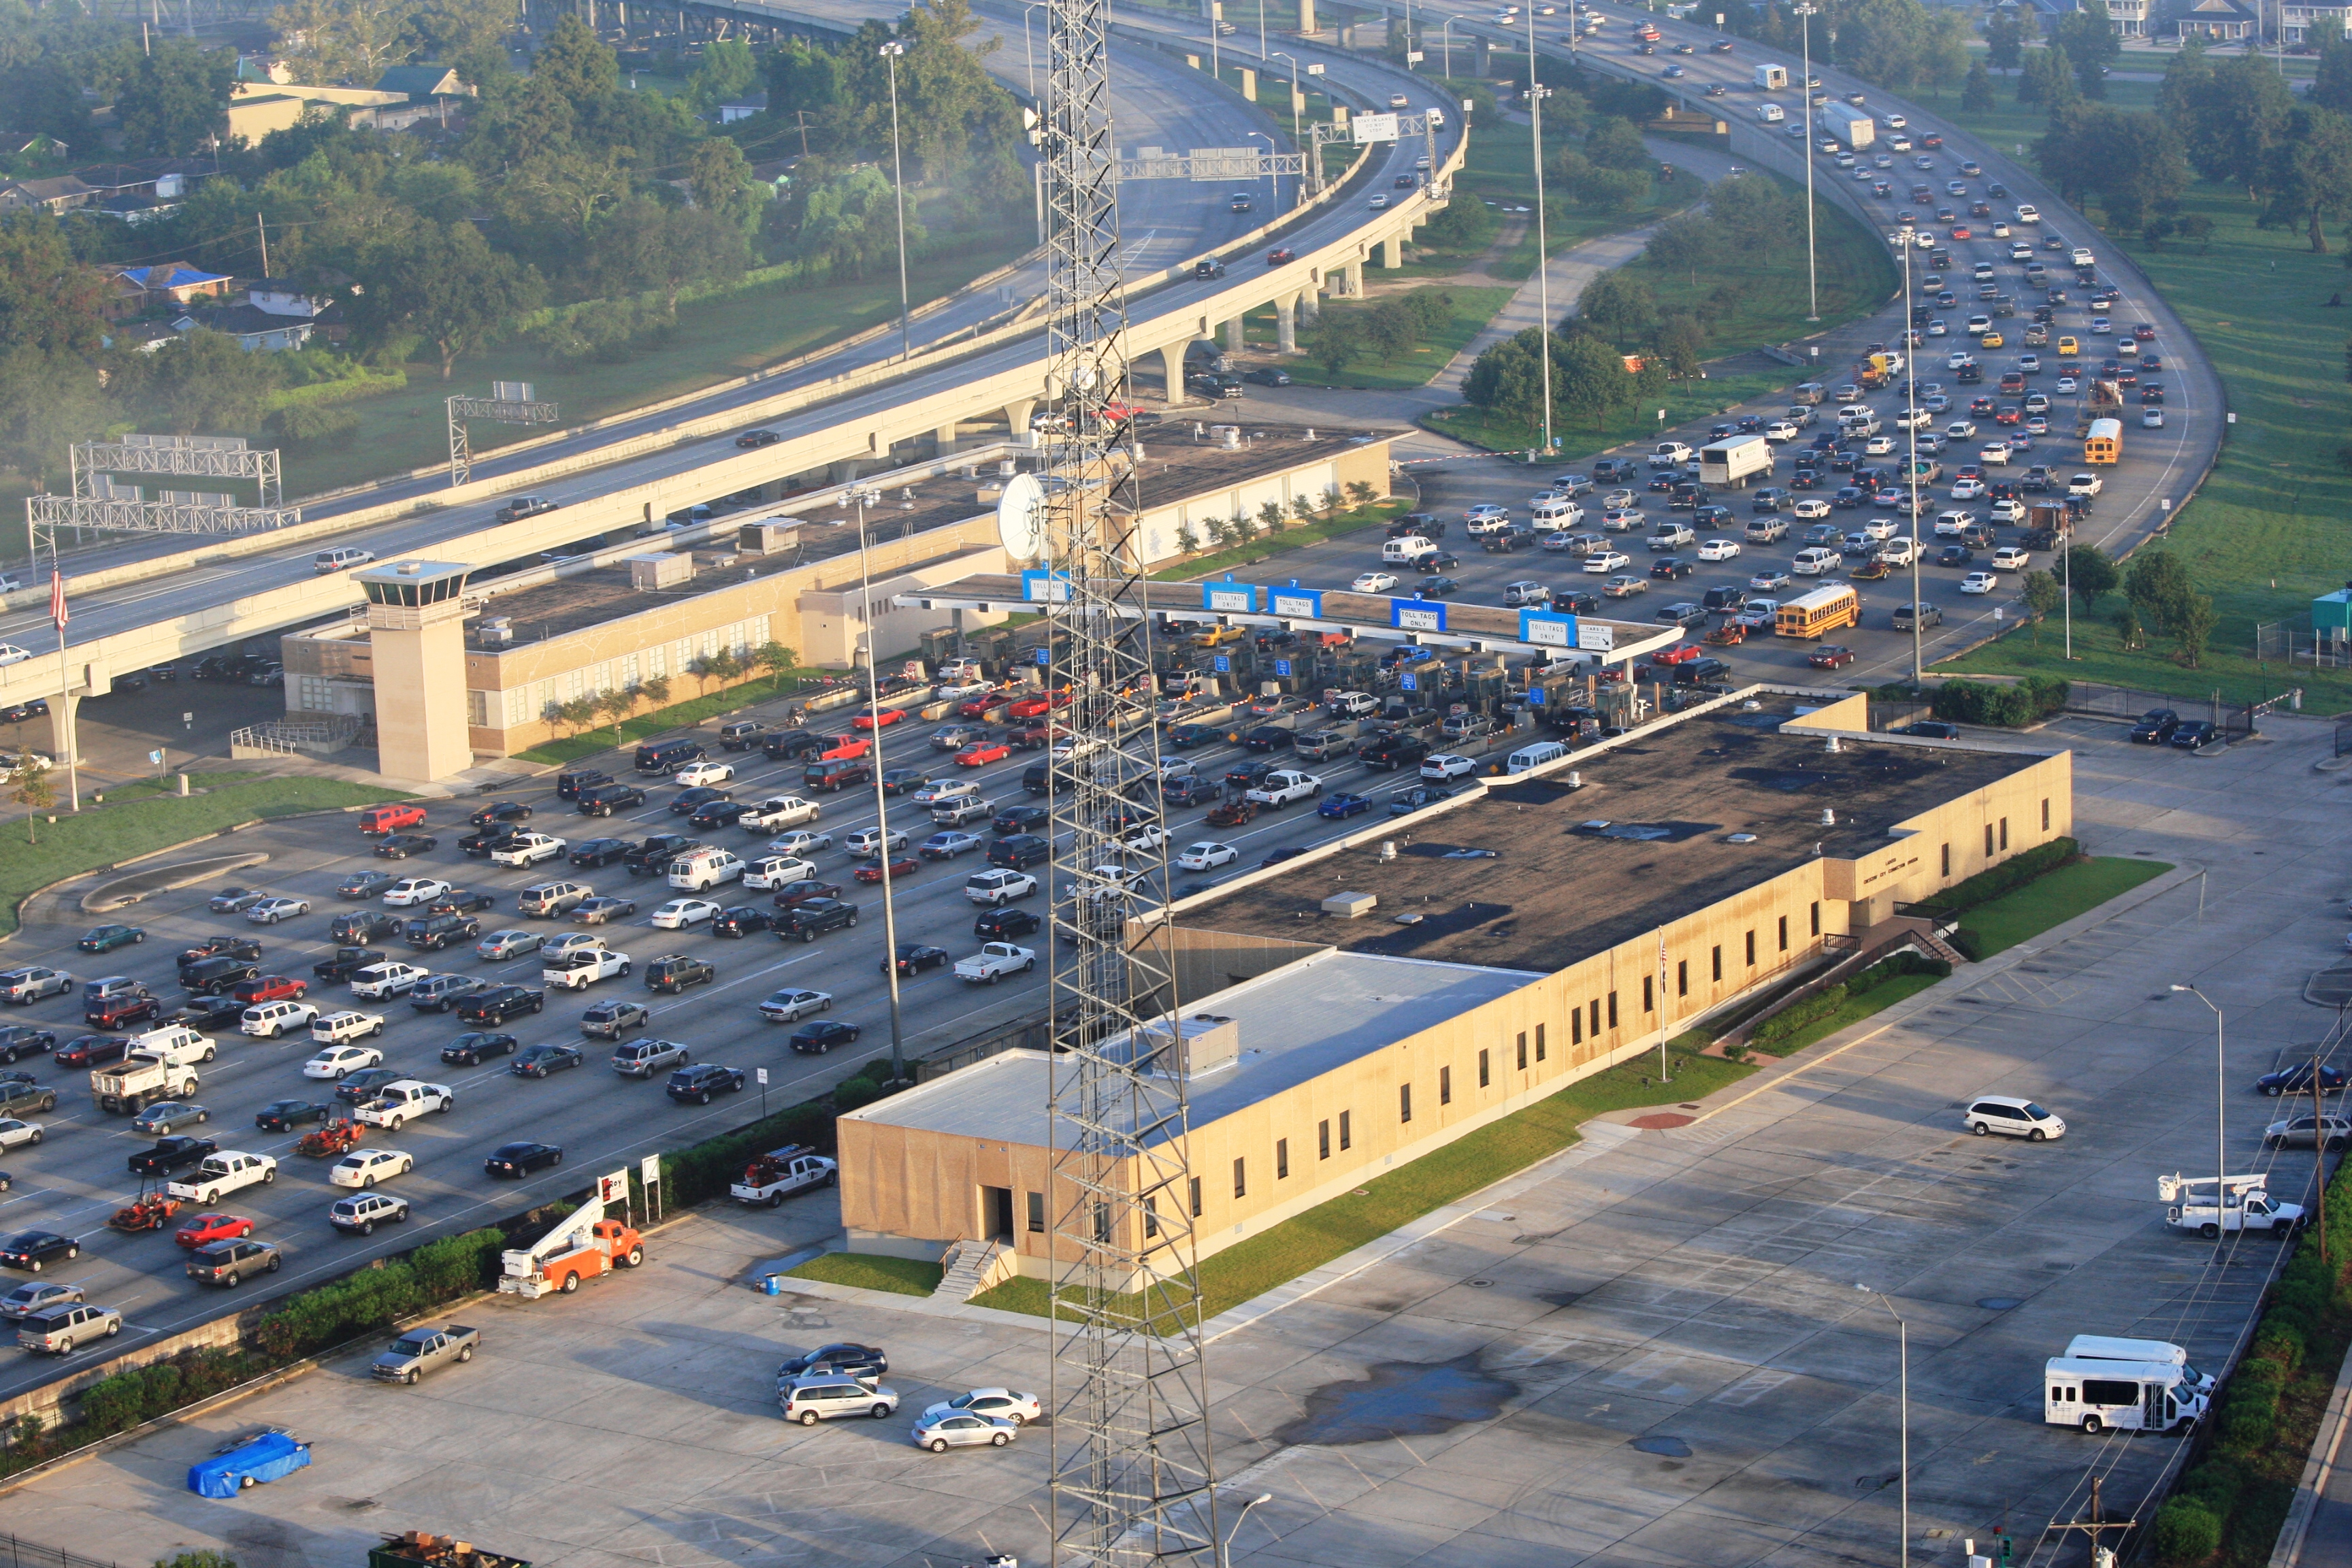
[497,1183,644,1298]
[1697,436,1771,489]
[93,1056,199,1115]
[1815,102,1874,148]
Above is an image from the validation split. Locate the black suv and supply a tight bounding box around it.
[763,730,826,761]
[625,834,700,876]
[459,826,530,858]
[975,906,1043,942]
[2128,708,2179,745]
[456,985,546,1026]
[1359,735,1431,771]
[555,769,612,801]
[329,910,401,945]
[578,783,650,817]
[777,898,860,942]
[0,1028,54,1066]
[647,954,717,993]
[987,835,1051,871]
[666,1064,747,1105]
[179,935,263,964]
[404,913,479,952]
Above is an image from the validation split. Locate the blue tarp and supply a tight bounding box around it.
[188,1433,310,1497]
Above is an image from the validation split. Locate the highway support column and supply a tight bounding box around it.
[1298,0,1315,31]
[1276,293,1298,354]
[355,560,474,783]
[1155,343,1186,404]
[1224,318,1244,353]
[1378,234,1403,269]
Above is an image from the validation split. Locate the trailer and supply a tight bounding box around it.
[369,1534,530,1568]
[1815,102,1874,149]
[1697,436,1771,489]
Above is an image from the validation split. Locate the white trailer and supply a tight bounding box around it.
[1754,63,1788,89]
[1699,436,1773,489]
[1815,101,1875,149]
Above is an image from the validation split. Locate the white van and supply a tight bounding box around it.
[667,848,745,892]
[1382,535,1435,564]
[1756,102,1785,123]
[1507,740,1569,774]
[1532,498,1584,527]
[314,547,375,574]
[2043,1356,2204,1435]
[2064,1335,2215,1394]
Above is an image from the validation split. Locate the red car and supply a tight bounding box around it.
[850,708,907,731]
[1808,644,1857,670]
[174,1213,255,1250]
[1651,642,1702,666]
[2133,323,2155,342]
[818,735,872,761]
[1008,723,1051,749]
[1922,132,1943,147]
[1266,247,1296,265]
[956,741,1012,767]
[231,975,307,1005]
[852,855,921,883]
[1005,693,1068,720]
[955,696,1002,719]
[771,878,843,908]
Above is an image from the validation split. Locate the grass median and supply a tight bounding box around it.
[0,774,406,938]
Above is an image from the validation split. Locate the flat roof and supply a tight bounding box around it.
[1183,697,2048,976]
[847,949,1538,1145]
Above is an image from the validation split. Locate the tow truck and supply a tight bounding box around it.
[2159,1171,2305,1239]
[728,1144,838,1207]
[497,1178,644,1298]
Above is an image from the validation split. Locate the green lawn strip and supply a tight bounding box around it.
[512,674,823,766]
[1953,856,2172,959]
[1147,499,1413,581]
[87,770,259,803]
[1623,172,1901,351]
[970,1053,1754,1325]
[1745,970,1944,1058]
[1426,368,1790,455]
[1244,287,1515,389]
[787,1252,944,1296]
[0,776,407,938]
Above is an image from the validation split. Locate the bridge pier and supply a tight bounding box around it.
[1223,316,1244,353]
[1276,293,1298,354]
[41,692,78,790]
[1339,260,1362,297]
[1155,342,1186,404]
[1239,67,1256,100]
[1299,282,1321,323]
[1002,396,1036,435]
[1298,0,1316,31]
[1378,234,1403,269]
[934,419,959,451]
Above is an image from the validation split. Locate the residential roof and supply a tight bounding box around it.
[174,303,312,341]
[1181,696,2048,977]
[374,65,470,98]
[847,949,1540,1145]
[118,262,230,291]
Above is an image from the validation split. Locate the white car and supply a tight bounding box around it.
[650,898,723,930]
[1856,517,1897,541]
[1421,754,1477,781]
[245,897,310,925]
[1763,421,1801,442]
[381,878,451,908]
[671,761,734,788]
[1942,419,1977,440]
[1120,825,1170,854]
[310,1009,386,1044]
[1583,551,1630,574]
[240,1001,318,1038]
[963,869,1036,905]
[922,1388,1043,1426]
[768,829,834,857]
[350,962,429,1000]
[1948,478,1985,501]
[1989,499,2025,523]
[1695,538,1742,562]
[2142,408,2165,429]
[1791,498,1831,520]
[742,854,817,891]
[1959,572,1998,595]
[845,826,910,856]
[1862,435,1895,456]
[491,833,567,869]
[0,1118,43,1152]
[1978,442,2014,466]
[329,1148,415,1189]
[2055,374,2079,393]
[304,1043,385,1079]
[739,796,821,831]
[1989,546,2031,571]
[2069,472,2104,498]
[1924,319,1948,338]
[2015,203,2040,223]
[1933,510,1976,537]
[0,646,29,668]
[1175,842,1237,871]
[1351,572,1398,593]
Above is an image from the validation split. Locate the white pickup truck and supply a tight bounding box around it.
[544,947,631,990]
[167,1150,278,1203]
[491,832,568,868]
[353,1080,457,1129]
[730,1143,838,1207]
[351,962,429,1000]
[956,943,1038,984]
[312,1009,387,1044]
[2161,1172,2304,1238]
[1245,770,1322,808]
[738,796,821,832]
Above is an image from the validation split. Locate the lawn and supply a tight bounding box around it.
[1746,970,1945,1057]
[1955,855,2173,958]
[1245,286,1516,389]
[0,774,406,937]
[1149,497,1413,580]
[1439,122,1701,284]
[1426,367,1791,455]
[514,671,828,766]
[1626,170,1901,350]
[970,1051,1756,1326]
[787,1252,944,1296]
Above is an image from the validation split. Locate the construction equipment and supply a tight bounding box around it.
[297,1118,365,1158]
[2158,1171,2305,1237]
[496,1175,643,1298]
[109,1180,185,1232]
[369,1533,529,1568]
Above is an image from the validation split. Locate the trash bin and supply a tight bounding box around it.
[762,1274,785,1296]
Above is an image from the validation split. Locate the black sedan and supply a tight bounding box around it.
[2128,708,2179,744]
[180,935,263,964]
[127,1135,217,1177]
[689,800,751,830]
[2170,719,2216,749]
[993,805,1051,835]
[513,1043,585,1079]
[569,836,634,868]
[0,1028,54,1065]
[0,1232,78,1272]
[886,945,953,978]
[485,1141,564,1178]
[777,1341,887,1379]
[791,1020,863,1055]
[374,833,438,860]
[335,1067,406,1104]
[670,787,732,817]
[440,1032,521,1065]
[580,1000,651,1040]
[337,871,399,900]
[2256,1062,2348,1097]
[666,1064,747,1104]
[469,800,534,827]
[1240,726,1294,752]
[254,1099,336,1132]
[427,889,497,915]
[712,906,777,938]
[975,906,1043,942]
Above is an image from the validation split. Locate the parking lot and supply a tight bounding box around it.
[0,715,2336,1568]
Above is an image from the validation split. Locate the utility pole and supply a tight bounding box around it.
[1901,223,1922,686]
[1526,4,1552,454]
[852,487,908,1088]
[880,41,913,360]
[1795,3,1820,321]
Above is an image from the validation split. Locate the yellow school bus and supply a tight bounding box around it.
[1776,583,1861,639]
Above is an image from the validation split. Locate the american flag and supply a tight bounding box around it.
[47,570,65,630]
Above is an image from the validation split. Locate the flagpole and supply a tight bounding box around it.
[48,569,76,814]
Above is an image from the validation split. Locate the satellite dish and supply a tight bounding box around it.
[996,472,1047,562]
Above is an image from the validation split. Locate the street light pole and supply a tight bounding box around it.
[1901,223,1922,685]
[1021,0,1045,99]
[857,487,909,1086]
[879,40,913,361]
[1527,3,1552,454]
[2174,984,2227,1232]
[1247,130,1277,214]
[1273,50,1305,146]
[1217,1493,1276,1567]
[1794,2,1820,322]
[1441,14,1462,78]
[1857,1286,1909,1568]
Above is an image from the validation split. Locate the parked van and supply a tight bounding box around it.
[1506,740,1569,775]
[668,848,745,892]
[313,547,375,574]
[1380,535,1435,564]
[517,881,591,918]
[2043,1356,2204,1434]
[634,738,706,775]
[804,759,871,793]
[2064,1335,2215,1394]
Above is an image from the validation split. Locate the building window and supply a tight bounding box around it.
[1233,1158,1246,1199]
[1778,915,1789,952]
[1606,992,1618,1030]
[622,653,639,689]
[1027,1192,1045,1232]
[1439,1066,1452,1105]
[1590,998,1601,1037]
[1479,1048,1490,1088]
[1143,1196,1159,1237]
[1339,1111,1352,1151]
[1536,1023,1546,1060]
[1712,945,1722,982]
[1571,1008,1584,1045]
[1399,1084,1413,1124]
[466,690,489,728]
[1984,823,1995,857]
[1746,930,1757,966]
[2042,797,2051,832]
[1942,842,1951,878]
[1677,959,1688,998]
[1188,1176,1202,1218]
[1642,975,1654,1013]
[1094,1202,1112,1243]
[1516,1031,1527,1071]
[1276,1138,1290,1179]
[2000,817,2009,851]
[1318,1120,1330,1159]
[296,675,333,713]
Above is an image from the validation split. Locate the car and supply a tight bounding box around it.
[485,1141,565,1177]
[0,1282,82,1322]
[474,929,543,962]
[666,1063,747,1104]
[0,968,69,1007]
[1351,571,1398,593]
[439,1031,521,1066]
[0,1232,78,1272]
[2128,708,2180,745]
[174,1212,255,1250]
[1420,754,1477,781]
[513,1043,585,1078]
[790,1019,862,1055]
[337,870,399,900]
[333,1067,405,1105]
[1963,1095,2066,1141]
[374,833,438,860]
[672,760,735,789]
[1959,572,1998,595]
[242,897,310,926]
[230,974,307,1006]
[1806,644,1857,670]
[1695,538,1742,562]
[649,897,723,930]
[1318,792,1375,819]
[77,924,144,954]
[380,878,451,909]
[887,944,953,979]
[305,1044,384,1080]
[2171,719,2217,750]
[328,1192,410,1236]
[1749,568,1792,591]
[919,830,986,860]
[206,887,270,915]
[579,998,653,1039]
[0,1027,53,1066]
[253,1098,336,1131]
[572,896,638,925]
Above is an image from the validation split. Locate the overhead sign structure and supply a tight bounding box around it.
[1269,585,1323,619]
[1022,569,1073,603]
[1203,578,1260,612]
[1352,112,1401,144]
[1188,146,1264,181]
[1392,598,1447,633]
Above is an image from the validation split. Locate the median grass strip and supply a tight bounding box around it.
[968,1051,1755,1326]
[0,774,406,939]
[787,1252,944,1296]
[1426,368,1790,456]
[1148,497,1412,582]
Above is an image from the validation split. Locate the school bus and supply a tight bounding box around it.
[2083,417,2121,466]
[1776,583,1861,639]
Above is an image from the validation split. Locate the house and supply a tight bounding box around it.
[2282,0,2349,41]
[0,176,96,214]
[2170,0,2256,37]
[718,99,766,123]
[374,65,474,100]
[223,92,313,144]
[174,303,314,352]
[0,132,68,161]
[2106,0,2151,33]
[244,279,349,344]
[100,261,235,321]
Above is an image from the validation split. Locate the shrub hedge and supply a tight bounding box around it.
[1748,952,1951,1048]
[1931,674,2070,728]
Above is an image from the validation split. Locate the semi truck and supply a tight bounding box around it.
[497,1183,644,1298]
[1815,102,1875,149]
[1697,436,1771,489]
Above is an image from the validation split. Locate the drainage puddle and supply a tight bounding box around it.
[1630,1436,1693,1458]
[1277,1353,1516,1446]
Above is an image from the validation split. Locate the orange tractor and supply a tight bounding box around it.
[110,1181,185,1232]
[297,1119,364,1158]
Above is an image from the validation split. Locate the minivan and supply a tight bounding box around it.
[634,738,706,775]
[668,848,745,892]
[314,547,374,574]
[780,1373,900,1424]
[1505,740,1568,775]
[803,760,870,793]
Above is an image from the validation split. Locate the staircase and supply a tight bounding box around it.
[932,1239,1011,1303]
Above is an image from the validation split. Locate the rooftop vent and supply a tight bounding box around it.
[1323,891,1378,918]
[1132,1014,1240,1077]
[1825,736,1842,753]
[1820,807,1838,826]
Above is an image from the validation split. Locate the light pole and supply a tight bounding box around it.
[1258,0,1267,59]
[1247,129,1278,212]
[2173,984,2227,1232]
[879,40,913,361]
[1439,14,1463,77]
[1272,50,1305,145]
[1901,222,1922,685]
[1794,1,1820,322]
[2062,524,2073,659]
[1217,1492,1276,1567]
[1021,0,1046,99]
[1526,3,1553,454]
[856,485,909,1086]
[1856,1285,1909,1568]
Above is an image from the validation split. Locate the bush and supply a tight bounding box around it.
[2151,1498,2221,1565]
[1914,838,2080,918]
[1930,674,2070,727]
[252,1226,504,1359]
[1848,951,1951,995]
[268,403,361,444]
[1752,984,1848,1046]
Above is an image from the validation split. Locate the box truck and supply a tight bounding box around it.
[1754,63,1788,89]
[1698,436,1771,489]
[1815,101,1874,148]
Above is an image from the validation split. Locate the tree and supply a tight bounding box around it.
[530,14,619,108]
[155,1552,240,1568]
[704,647,744,689]
[686,38,758,112]
[2111,600,2144,650]
[1578,168,1649,212]
[1554,331,1633,431]
[1919,9,1971,98]
[2068,542,2119,610]
[116,39,232,157]
[2017,43,2076,108]
[268,0,422,81]
[1645,212,1718,287]
[1654,313,1706,378]
[2023,569,2062,642]
[411,0,511,63]
[2319,22,2352,115]
[1345,480,1377,508]
[1462,326,1548,425]
[0,214,111,487]
[1575,270,1656,340]
[557,695,599,736]
[1961,61,1996,114]
[112,330,282,434]
[753,640,798,691]
[2175,54,2294,199]
[1985,10,2026,72]
[2125,548,2193,628]
[350,219,544,380]
[687,137,760,233]
[2051,0,2120,97]
[5,759,50,846]
[639,675,672,710]
[597,686,635,745]
[2263,105,2352,251]
[1257,500,1288,536]
[2167,587,2218,666]
[1174,521,1200,555]
[1311,312,1362,380]
[2036,103,2184,231]
[1362,298,1416,362]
